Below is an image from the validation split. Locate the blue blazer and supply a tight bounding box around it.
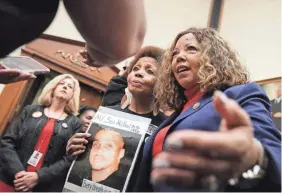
[135,83,281,192]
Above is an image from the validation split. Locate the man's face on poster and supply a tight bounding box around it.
[89,130,125,170]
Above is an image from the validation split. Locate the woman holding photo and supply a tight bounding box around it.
[66,46,166,191]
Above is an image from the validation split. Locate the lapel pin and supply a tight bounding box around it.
[62,123,68,128]
[32,111,42,118]
[193,102,200,110]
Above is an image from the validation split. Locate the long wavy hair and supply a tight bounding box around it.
[38,74,81,115]
[155,27,249,111]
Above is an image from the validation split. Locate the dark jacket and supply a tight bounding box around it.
[0,105,82,192]
[135,83,281,192]
[102,75,167,191]
[101,75,127,107]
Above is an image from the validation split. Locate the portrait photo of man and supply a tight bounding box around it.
[66,124,142,192]
[270,87,281,131]
[89,129,125,183]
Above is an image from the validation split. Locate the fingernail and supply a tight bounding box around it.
[214,90,228,104]
[30,74,37,79]
[86,133,91,137]
[165,138,184,150]
[152,159,170,168]
[150,174,165,185]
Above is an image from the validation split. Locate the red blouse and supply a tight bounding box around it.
[152,86,203,157]
[27,118,56,172]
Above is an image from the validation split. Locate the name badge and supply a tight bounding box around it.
[27,151,43,167]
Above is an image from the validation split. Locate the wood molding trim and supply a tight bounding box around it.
[39,34,120,74]
[22,47,108,92]
[21,34,120,92]
[256,77,281,85]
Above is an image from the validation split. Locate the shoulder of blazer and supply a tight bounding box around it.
[66,114,82,130]
[67,114,81,123]
[222,82,267,100]
[20,104,44,117]
[223,82,265,96]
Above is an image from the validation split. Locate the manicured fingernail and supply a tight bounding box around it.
[152,159,170,168]
[165,138,183,150]
[150,174,165,185]
[214,90,228,104]
[30,74,37,79]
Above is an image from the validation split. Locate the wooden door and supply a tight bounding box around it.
[0,81,28,135]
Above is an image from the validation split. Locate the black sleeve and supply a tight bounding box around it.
[36,117,82,184]
[0,105,31,177]
[101,75,128,106]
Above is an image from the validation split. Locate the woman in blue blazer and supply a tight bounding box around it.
[135,27,281,192]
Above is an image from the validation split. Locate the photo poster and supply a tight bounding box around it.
[259,79,281,131]
[63,106,151,192]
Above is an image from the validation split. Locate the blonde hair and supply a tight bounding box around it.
[38,74,81,115]
[155,27,249,110]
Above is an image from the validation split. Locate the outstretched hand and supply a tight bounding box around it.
[151,91,262,190]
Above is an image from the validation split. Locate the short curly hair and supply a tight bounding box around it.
[127,46,165,72]
[155,27,249,110]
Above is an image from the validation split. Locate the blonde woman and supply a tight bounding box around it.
[0,74,82,192]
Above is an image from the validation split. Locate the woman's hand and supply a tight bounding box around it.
[0,65,36,84]
[14,172,38,192]
[79,45,96,66]
[151,91,262,190]
[118,61,130,77]
[66,133,91,157]
[118,58,135,78]
[79,45,109,68]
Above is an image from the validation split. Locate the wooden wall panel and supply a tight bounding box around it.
[0,81,28,135]
[0,34,118,135]
[22,34,119,92]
